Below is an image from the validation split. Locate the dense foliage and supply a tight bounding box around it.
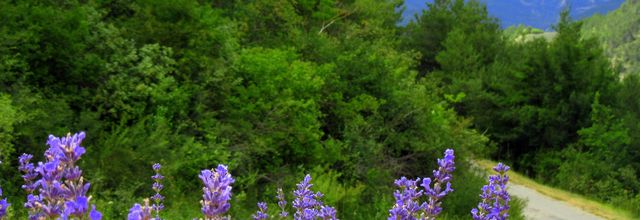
[0,0,502,219]
[1,0,638,218]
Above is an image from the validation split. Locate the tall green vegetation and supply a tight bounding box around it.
[403,0,501,73]
[4,0,639,218]
[0,0,497,219]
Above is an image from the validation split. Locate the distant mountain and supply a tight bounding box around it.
[402,0,625,30]
[582,0,640,76]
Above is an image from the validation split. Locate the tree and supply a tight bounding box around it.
[404,0,501,73]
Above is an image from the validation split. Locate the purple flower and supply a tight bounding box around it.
[152,183,163,192]
[19,153,41,218]
[388,149,455,220]
[0,183,9,219]
[301,209,318,220]
[127,204,142,220]
[153,163,161,171]
[90,205,102,220]
[471,163,511,220]
[62,196,89,218]
[277,188,289,217]
[19,154,38,193]
[46,132,86,165]
[199,164,235,219]
[25,194,41,209]
[128,202,152,220]
[319,206,337,220]
[293,175,323,213]
[127,163,165,220]
[36,160,63,183]
[151,193,164,203]
[292,175,338,220]
[22,132,101,219]
[66,166,84,181]
[0,199,8,219]
[421,149,455,217]
[252,202,268,220]
[151,163,164,219]
[389,177,423,220]
[38,179,65,217]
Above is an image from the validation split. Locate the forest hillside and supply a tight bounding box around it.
[0,0,638,219]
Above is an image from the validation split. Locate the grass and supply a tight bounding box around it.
[476,159,635,220]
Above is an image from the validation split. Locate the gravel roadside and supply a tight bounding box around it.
[508,183,604,220]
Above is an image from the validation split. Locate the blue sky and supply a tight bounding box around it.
[402,0,625,30]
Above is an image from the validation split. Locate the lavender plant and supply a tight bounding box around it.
[292,175,322,219]
[277,188,289,217]
[0,163,9,220]
[199,164,235,220]
[9,132,513,219]
[20,132,102,220]
[19,153,41,219]
[422,149,455,218]
[128,163,165,220]
[471,163,511,220]
[292,174,337,220]
[250,174,337,220]
[0,194,7,220]
[318,206,337,220]
[389,149,455,220]
[252,202,268,220]
[151,163,164,219]
[389,177,424,219]
[19,154,37,193]
[128,200,154,220]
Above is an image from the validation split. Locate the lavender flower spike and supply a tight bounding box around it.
[90,205,103,220]
[292,174,338,220]
[421,148,455,219]
[0,181,9,220]
[19,154,38,193]
[388,149,455,220]
[151,163,164,219]
[388,177,424,220]
[293,175,322,219]
[319,205,337,220]
[276,188,289,217]
[127,163,165,220]
[128,200,153,220]
[19,153,43,219]
[252,202,268,220]
[199,164,235,220]
[29,132,102,219]
[471,163,511,220]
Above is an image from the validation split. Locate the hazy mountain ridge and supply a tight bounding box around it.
[582,0,640,76]
[403,0,625,29]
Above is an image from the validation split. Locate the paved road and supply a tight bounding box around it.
[508,183,603,220]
